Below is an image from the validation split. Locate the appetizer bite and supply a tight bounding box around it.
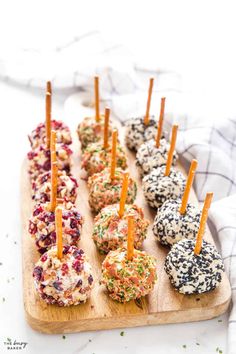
[153,160,200,246]
[101,215,157,302]
[165,193,224,294]
[77,76,113,149]
[125,80,164,151]
[81,108,127,176]
[33,207,93,306]
[92,173,149,253]
[32,170,78,204]
[143,125,185,209]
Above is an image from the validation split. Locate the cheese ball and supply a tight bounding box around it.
[164,239,224,294]
[153,199,200,247]
[77,115,113,149]
[33,245,93,306]
[125,116,164,151]
[81,141,127,176]
[142,166,186,209]
[92,204,149,254]
[28,120,72,149]
[101,248,157,302]
[32,170,78,204]
[27,144,72,181]
[29,202,83,254]
[88,168,137,213]
[136,138,177,176]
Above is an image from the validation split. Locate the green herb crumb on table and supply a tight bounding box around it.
[62,335,66,339]
[120,331,125,336]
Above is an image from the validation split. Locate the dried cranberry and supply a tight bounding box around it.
[41,254,48,262]
[43,160,51,171]
[53,281,63,291]
[63,245,70,255]
[76,279,82,287]
[73,249,83,258]
[50,231,56,244]
[70,219,78,229]
[27,151,37,160]
[61,263,69,274]
[29,222,37,234]
[88,275,93,285]
[33,205,43,216]
[72,260,84,273]
[33,266,43,281]
[47,213,55,223]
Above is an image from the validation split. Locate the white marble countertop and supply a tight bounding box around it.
[0,81,229,354]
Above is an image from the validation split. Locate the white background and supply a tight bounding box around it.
[0,1,235,353]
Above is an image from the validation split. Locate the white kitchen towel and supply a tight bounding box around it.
[0,31,236,353]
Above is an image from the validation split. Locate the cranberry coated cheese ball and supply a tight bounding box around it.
[88,168,137,213]
[77,115,113,149]
[81,141,127,177]
[164,239,224,294]
[33,245,93,306]
[27,144,72,182]
[92,204,149,254]
[142,166,186,209]
[32,170,78,204]
[125,116,161,151]
[136,138,177,176]
[153,199,200,247]
[28,120,72,149]
[29,202,84,254]
[101,248,157,302]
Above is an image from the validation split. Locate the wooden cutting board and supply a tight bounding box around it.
[21,124,231,334]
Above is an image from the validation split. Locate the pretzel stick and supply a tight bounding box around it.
[47,81,52,95]
[55,206,63,260]
[127,214,135,261]
[194,192,213,255]
[110,129,118,180]
[144,77,154,125]
[50,161,58,212]
[118,173,129,218]
[165,124,178,176]
[103,107,110,149]
[155,97,166,148]
[94,76,100,122]
[46,89,51,149]
[50,130,57,164]
[179,159,198,214]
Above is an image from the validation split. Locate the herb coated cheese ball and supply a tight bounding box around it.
[88,168,137,213]
[27,144,72,182]
[101,248,157,302]
[29,202,83,254]
[81,141,127,176]
[77,116,113,149]
[136,138,177,176]
[33,245,93,306]
[142,166,186,209]
[153,199,200,247]
[92,204,149,254]
[28,120,72,149]
[125,116,163,151]
[32,170,78,204]
[164,239,224,294]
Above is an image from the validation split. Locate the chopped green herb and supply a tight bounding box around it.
[120,331,125,336]
[218,319,222,322]
[0,262,3,266]
[7,338,11,342]
[14,241,17,245]
[196,342,200,345]
[2,297,5,302]
[62,335,66,339]
[182,344,187,349]
[89,339,92,342]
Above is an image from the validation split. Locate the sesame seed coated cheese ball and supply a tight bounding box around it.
[33,245,93,306]
[29,202,83,254]
[81,141,127,177]
[88,168,137,213]
[142,166,186,209]
[92,204,149,254]
[28,120,72,149]
[164,239,224,294]
[101,248,157,302]
[153,199,200,247]
[136,138,177,176]
[32,170,78,204]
